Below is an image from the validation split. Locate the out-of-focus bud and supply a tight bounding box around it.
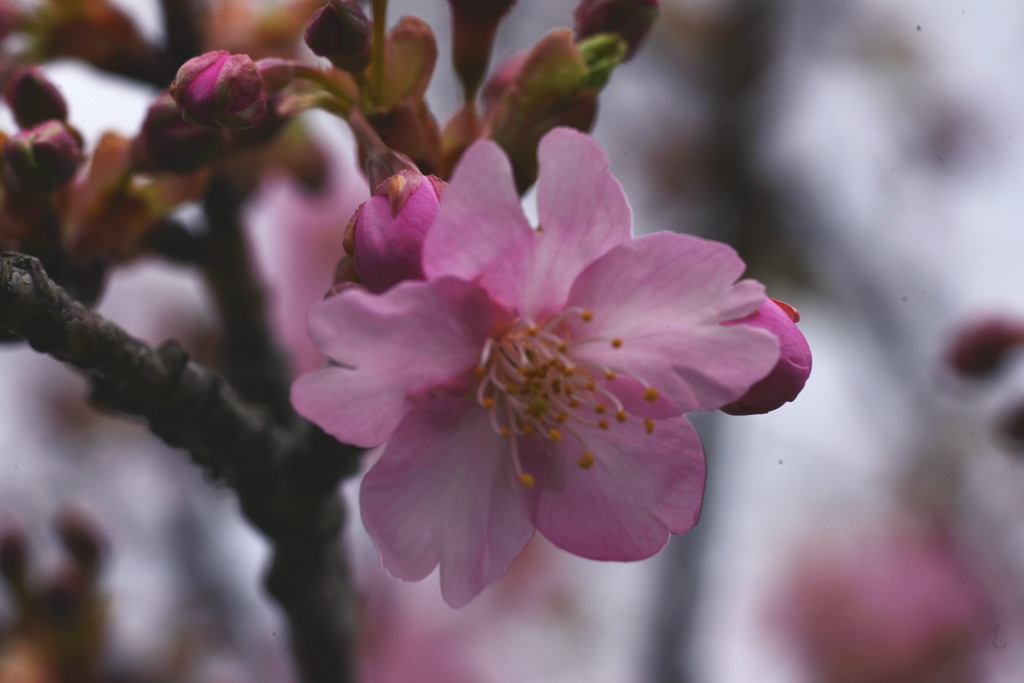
[170,51,267,129]
[447,0,517,98]
[945,318,1024,379]
[55,509,105,580]
[304,0,373,73]
[487,30,625,192]
[345,170,446,292]
[5,67,68,129]
[574,0,659,59]
[0,523,27,586]
[2,120,83,193]
[0,0,24,41]
[722,298,811,415]
[998,403,1024,453]
[134,92,227,174]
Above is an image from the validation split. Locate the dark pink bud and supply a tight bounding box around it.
[5,67,68,129]
[575,0,659,58]
[448,0,517,98]
[722,298,811,415]
[169,50,267,129]
[134,92,226,173]
[3,119,83,193]
[347,170,446,292]
[304,0,373,73]
[945,318,1024,379]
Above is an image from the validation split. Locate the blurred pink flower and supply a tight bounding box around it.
[780,532,993,683]
[292,127,780,606]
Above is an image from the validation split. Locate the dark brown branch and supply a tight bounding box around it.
[201,177,295,424]
[0,252,362,683]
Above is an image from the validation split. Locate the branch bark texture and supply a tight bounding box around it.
[0,251,361,683]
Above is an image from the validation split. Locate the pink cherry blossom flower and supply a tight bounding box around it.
[292,127,782,606]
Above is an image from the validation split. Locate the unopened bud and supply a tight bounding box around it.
[55,508,105,578]
[0,0,23,41]
[999,403,1024,453]
[722,299,812,415]
[304,0,373,73]
[5,67,68,129]
[574,0,659,59]
[448,0,517,98]
[0,525,27,585]
[347,170,446,292]
[134,92,226,173]
[170,50,267,129]
[3,119,83,193]
[945,318,1024,379]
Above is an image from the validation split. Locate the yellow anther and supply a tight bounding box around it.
[643,387,659,402]
[521,423,535,435]
[528,324,539,336]
[569,399,581,408]
[611,338,623,349]
[578,452,595,469]
[519,473,535,488]
[595,403,607,414]
[616,410,627,422]
[548,428,563,441]
[474,366,486,378]
[557,342,568,352]
[556,412,569,423]
[505,383,518,393]
[604,370,616,380]
[481,397,495,408]
[597,419,609,430]
[500,426,511,438]
[581,310,593,322]
[586,380,596,391]
[644,419,655,434]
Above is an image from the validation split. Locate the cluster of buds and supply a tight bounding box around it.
[944,317,1024,453]
[1,67,82,194]
[0,511,108,682]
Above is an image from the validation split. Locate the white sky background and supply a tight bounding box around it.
[4,0,1024,681]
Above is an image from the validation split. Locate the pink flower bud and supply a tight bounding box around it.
[3,119,83,193]
[304,0,373,73]
[169,50,267,130]
[945,317,1024,379]
[346,170,446,293]
[722,298,811,415]
[134,92,227,173]
[574,0,659,59]
[5,67,68,129]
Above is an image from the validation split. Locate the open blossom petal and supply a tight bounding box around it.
[421,139,533,312]
[566,231,780,413]
[361,397,535,608]
[521,415,705,560]
[424,128,632,319]
[522,127,631,317]
[291,277,494,446]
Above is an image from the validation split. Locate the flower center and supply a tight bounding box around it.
[474,307,658,487]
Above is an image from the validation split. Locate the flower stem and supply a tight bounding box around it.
[371,0,388,101]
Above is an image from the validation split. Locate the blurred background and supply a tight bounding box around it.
[2,0,1023,681]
